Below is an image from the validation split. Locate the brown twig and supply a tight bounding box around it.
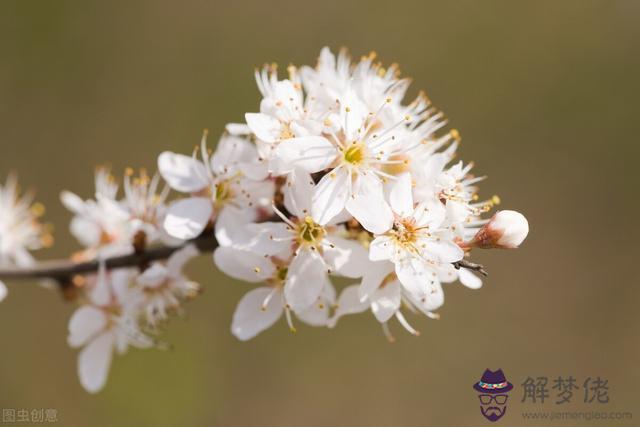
[453,259,488,277]
[0,232,219,282]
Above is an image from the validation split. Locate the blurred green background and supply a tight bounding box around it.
[0,1,638,426]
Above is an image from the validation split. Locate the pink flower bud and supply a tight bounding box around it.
[470,210,529,249]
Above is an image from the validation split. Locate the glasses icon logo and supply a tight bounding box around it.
[479,394,509,405]
[472,369,513,422]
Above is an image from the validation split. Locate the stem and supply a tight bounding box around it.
[453,259,488,276]
[0,233,218,282]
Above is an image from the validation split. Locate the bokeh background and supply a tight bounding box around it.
[1,1,638,426]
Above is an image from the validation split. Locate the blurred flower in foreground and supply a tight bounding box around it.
[0,175,51,301]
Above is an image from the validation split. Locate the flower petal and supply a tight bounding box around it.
[296,295,330,327]
[389,172,414,217]
[274,136,337,173]
[214,204,258,247]
[211,135,255,168]
[285,248,329,312]
[436,263,459,283]
[60,190,86,214]
[458,268,483,289]
[232,222,291,258]
[407,280,445,313]
[245,113,280,143]
[284,168,314,217]
[213,247,275,283]
[395,257,432,295]
[359,261,394,302]
[90,260,111,306]
[346,192,393,234]
[328,285,369,328]
[419,239,464,263]
[78,331,115,393]
[323,235,368,278]
[67,306,108,348]
[110,269,135,305]
[157,152,209,193]
[225,123,251,136]
[445,199,468,223]
[369,236,395,262]
[0,281,7,302]
[339,89,367,140]
[136,263,168,288]
[371,280,401,323]
[311,168,350,225]
[237,177,275,209]
[163,197,212,240]
[231,287,283,341]
[210,135,268,181]
[69,217,102,248]
[241,161,270,181]
[166,244,200,273]
[413,198,446,228]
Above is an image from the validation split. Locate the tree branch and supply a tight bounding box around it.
[0,231,488,283]
[0,233,219,282]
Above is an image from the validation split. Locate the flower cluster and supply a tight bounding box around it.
[0,47,529,394]
[62,168,201,392]
[160,47,529,341]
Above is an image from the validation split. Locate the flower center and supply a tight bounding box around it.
[296,216,325,245]
[100,230,116,245]
[214,180,232,206]
[343,142,366,166]
[265,258,289,288]
[280,123,295,140]
[390,218,419,246]
[276,267,288,282]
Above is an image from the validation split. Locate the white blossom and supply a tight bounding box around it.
[368,173,463,293]
[214,246,336,340]
[158,131,274,244]
[134,245,201,326]
[0,175,51,301]
[61,167,170,259]
[67,268,154,393]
